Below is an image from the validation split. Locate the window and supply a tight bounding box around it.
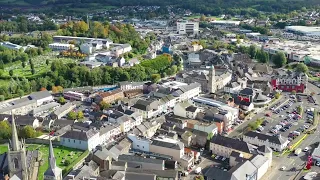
[79,141,81,144]
[74,140,75,143]
[13,158,19,169]
[68,139,70,142]
[137,145,140,147]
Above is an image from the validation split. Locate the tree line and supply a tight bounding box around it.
[0,121,42,140]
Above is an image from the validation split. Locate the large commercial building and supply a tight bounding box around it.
[176,21,199,35]
[285,26,320,37]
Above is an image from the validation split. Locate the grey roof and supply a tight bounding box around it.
[125,168,178,179]
[99,124,117,135]
[0,98,36,114]
[118,154,164,165]
[29,90,52,100]
[244,131,288,145]
[61,129,99,141]
[32,102,60,115]
[132,99,157,111]
[52,102,75,116]
[151,139,183,150]
[210,135,251,153]
[94,148,110,160]
[53,120,74,126]
[125,172,156,180]
[204,167,231,180]
[112,161,127,166]
[230,160,257,180]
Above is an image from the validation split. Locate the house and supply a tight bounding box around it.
[134,117,164,138]
[94,89,124,104]
[118,154,165,170]
[173,101,200,119]
[237,88,271,107]
[186,119,218,135]
[111,44,132,57]
[187,53,201,67]
[49,43,74,51]
[210,135,253,159]
[92,148,112,170]
[60,128,100,151]
[171,82,201,102]
[311,143,320,162]
[97,123,122,145]
[165,115,187,129]
[118,81,144,91]
[131,99,162,119]
[243,131,290,152]
[0,114,40,129]
[51,102,76,120]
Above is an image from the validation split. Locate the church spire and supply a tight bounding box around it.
[11,112,20,151]
[48,136,56,169]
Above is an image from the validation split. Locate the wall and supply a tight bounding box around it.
[209,143,252,159]
[150,145,182,161]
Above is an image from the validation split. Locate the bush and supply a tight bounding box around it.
[248,118,264,130]
[275,93,280,99]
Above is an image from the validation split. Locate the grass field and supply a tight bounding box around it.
[0,144,84,180]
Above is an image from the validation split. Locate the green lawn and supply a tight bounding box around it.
[0,144,84,180]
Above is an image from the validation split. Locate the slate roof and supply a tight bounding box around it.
[118,154,164,165]
[29,90,52,100]
[125,172,156,180]
[210,135,251,153]
[151,140,183,150]
[61,129,99,141]
[257,145,272,153]
[244,131,288,145]
[203,167,231,180]
[239,88,254,96]
[125,168,178,179]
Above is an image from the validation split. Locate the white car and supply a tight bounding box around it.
[222,157,227,161]
[215,155,220,160]
[304,147,309,152]
[280,166,286,171]
[316,162,320,166]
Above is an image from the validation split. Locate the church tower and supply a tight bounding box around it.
[208,65,216,93]
[7,112,28,180]
[44,137,62,180]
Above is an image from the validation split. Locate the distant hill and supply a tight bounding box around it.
[1,0,319,14]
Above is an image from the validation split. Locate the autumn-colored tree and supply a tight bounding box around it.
[52,86,58,93]
[73,21,89,34]
[57,86,64,93]
[40,87,47,91]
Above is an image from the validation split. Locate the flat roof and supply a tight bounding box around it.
[285,26,320,33]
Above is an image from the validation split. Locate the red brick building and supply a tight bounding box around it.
[271,70,307,93]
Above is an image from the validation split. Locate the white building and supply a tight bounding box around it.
[118,81,144,91]
[0,42,23,51]
[111,44,132,57]
[177,21,199,35]
[60,128,100,151]
[49,43,74,51]
[250,154,270,180]
[243,131,289,152]
[99,124,122,145]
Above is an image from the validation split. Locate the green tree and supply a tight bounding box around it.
[99,101,110,110]
[295,63,308,73]
[77,111,84,120]
[58,97,66,104]
[20,125,36,138]
[22,61,26,68]
[0,121,11,139]
[151,74,161,83]
[64,159,71,166]
[31,67,35,75]
[275,92,281,99]
[46,59,50,66]
[207,132,214,140]
[67,111,77,120]
[0,60,4,69]
[291,90,296,95]
[272,52,287,68]
[200,15,206,21]
[9,69,14,77]
[249,45,257,59]
[0,95,4,101]
[17,89,24,97]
